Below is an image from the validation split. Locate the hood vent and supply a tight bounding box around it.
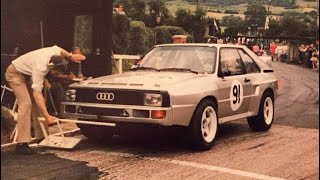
[101,82,128,86]
[88,82,100,85]
[129,83,143,86]
[263,69,274,73]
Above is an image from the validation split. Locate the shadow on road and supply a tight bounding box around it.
[1,149,102,180]
[74,121,254,154]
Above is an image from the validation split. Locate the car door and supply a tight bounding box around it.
[237,47,260,96]
[217,47,253,118]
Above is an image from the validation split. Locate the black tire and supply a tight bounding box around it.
[77,123,115,142]
[247,91,274,131]
[189,99,218,151]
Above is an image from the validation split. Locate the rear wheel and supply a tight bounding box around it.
[247,91,274,131]
[189,99,218,150]
[77,123,115,142]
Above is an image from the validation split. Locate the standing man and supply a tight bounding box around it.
[5,45,85,155]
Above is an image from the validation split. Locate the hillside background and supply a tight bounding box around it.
[165,0,318,19]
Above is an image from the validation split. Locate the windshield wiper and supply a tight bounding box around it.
[130,66,160,71]
[159,68,199,74]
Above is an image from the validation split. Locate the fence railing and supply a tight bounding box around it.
[112,54,140,74]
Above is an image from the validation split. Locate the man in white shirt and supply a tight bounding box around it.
[5,45,85,154]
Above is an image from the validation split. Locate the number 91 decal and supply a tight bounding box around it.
[230,80,244,111]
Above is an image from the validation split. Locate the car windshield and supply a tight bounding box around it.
[135,46,217,74]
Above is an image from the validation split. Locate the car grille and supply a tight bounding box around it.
[74,88,170,107]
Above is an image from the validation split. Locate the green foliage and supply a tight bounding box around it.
[269,0,296,7]
[145,27,156,49]
[112,15,131,54]
[281,15,308,37]
[128,21,147,55]
[185,0,298,8]
[175,8,193,32]
[153,26,186,44]
[113,0,147,22]
[221,15,247,37]
[154,26,171,44]
[221,15,243,27]
[174,7,208,42]
[266,19,283,36]
[244,4,267,27]
[280,11,319,37]
[113,15,156,55]
[148,0,171,17]
[186,0,247,6]
[146,0,174,27]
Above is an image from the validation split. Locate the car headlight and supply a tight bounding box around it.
[144,93,162,106]
[64,89,76,101]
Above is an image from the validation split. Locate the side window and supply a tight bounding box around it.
[238,49,260,73]
[220,48,246,76]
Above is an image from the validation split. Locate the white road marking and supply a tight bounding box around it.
[170,160,286,180]
[89,151,286,180]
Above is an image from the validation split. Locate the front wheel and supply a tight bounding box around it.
[189,99,218,150]
[247,91,274,131]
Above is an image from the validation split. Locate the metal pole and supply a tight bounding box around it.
[40,21,44,48]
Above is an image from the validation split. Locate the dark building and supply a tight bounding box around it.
[1,0,113,78]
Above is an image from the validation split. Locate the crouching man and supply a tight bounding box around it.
[5,45,85,155]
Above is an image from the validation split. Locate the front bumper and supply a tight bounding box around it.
[60,102,174,126]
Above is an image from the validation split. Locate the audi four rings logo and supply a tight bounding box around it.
[96,92,115,101]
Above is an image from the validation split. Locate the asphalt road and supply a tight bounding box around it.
[1,61,319,180]
[272,61,319,129]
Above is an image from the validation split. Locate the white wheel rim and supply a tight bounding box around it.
[201,106,217,143]
[264,97,274,125]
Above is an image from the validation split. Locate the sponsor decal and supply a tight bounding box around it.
[230,80,243,111]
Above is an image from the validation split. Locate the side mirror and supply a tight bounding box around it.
[131,58,143,69]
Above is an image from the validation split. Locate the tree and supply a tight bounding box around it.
[112,15,131,54]
[146,0,173,27]
[128,0,147,22]
[244,4,267,28]
[279,11,319,38]
[266,19,283,37]
[174,7,208,42]
[175,8,193,33]
[206,17,221,37]
[192,7,207,42]
[221,15,243,27]
[113,0,147,22]
[220,15,246,37]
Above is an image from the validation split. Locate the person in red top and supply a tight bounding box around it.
[270,41,277,61]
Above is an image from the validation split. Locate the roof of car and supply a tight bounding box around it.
[155,43,245,48]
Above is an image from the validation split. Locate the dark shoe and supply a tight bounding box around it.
[15,143,36,155]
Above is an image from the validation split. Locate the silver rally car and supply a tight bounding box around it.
[61,43,278,150]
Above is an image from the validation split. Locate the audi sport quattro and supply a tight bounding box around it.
[61,43,278,150]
